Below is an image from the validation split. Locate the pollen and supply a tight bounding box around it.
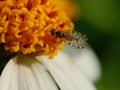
[0,0,74,58]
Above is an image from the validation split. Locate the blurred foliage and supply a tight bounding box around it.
[72,0,120,90]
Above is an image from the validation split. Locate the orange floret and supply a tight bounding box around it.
[0,0,74,58]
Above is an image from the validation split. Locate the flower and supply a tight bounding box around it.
[0,0,74,58]
[0,0,101,90]
[0,45,101,90]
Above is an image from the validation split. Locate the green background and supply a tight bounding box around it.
[73,0,120,90]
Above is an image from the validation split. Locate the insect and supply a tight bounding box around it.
[50,29,87,49]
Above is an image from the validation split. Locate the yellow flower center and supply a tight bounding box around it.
[0,0,74,58]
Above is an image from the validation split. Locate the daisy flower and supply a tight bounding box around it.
[0,0,101,90]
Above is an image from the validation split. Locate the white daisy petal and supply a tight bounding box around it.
[38,56,79,90]
[0,59,18,90]
[30,60,58,90]
[0,56,58,90]
[37,50,96,90]
[53,52,96,90]
[0,45,100,90]
[64,45,101,82]
[18,62,39,90]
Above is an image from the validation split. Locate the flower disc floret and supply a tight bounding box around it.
[0,0,74,58]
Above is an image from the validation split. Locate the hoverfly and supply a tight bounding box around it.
[50,29,87,49]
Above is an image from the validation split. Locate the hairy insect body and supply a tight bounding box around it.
[50,29,87,49]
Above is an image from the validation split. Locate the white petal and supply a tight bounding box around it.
[37,51,96,90]
[0,55,58,90]
[0,58,18,90]
[64,45,101,82]
[37,56,79,90]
